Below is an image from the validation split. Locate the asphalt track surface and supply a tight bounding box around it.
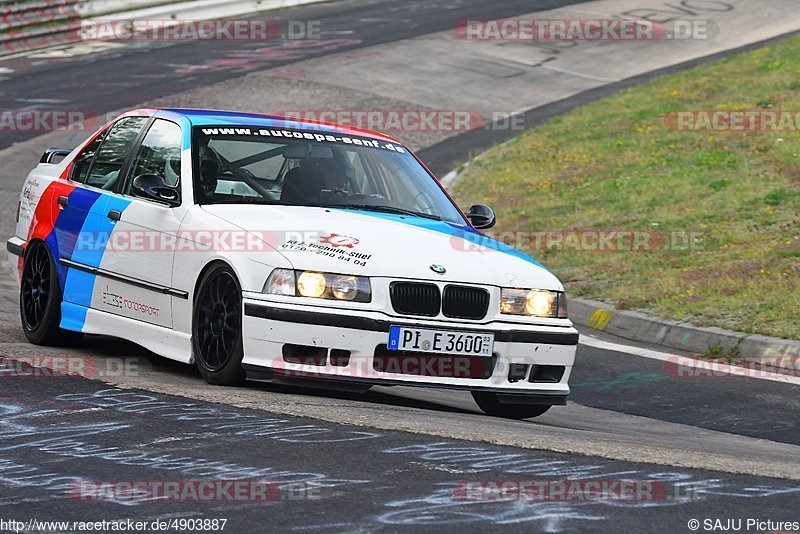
[0,0,586,150]
[1,0,799,532]
[1,361,799,533]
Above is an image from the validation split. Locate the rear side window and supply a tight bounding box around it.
[125,119,183,195]
[76,117,148,190]
[71,132,106,184]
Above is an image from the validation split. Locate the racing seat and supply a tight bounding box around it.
[280,165,328,205]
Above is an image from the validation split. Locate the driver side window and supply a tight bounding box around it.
[124,119,183,196]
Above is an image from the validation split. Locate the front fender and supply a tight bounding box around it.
[171,206,294,335]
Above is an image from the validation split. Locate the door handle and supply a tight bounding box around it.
[57,195,68,207]
[107,210,121,221]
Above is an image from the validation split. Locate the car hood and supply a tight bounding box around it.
[201,205,563,290]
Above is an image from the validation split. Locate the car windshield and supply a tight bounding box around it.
[193,126,466,225]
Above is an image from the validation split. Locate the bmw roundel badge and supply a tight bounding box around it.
[430,264,446,274]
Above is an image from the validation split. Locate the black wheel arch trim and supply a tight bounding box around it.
[192,259,237,304]
[243,302,579,345]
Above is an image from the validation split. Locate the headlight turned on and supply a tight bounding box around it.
[500,288,568,318]
[264,269,371,302]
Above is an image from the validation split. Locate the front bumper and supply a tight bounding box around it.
[241,296,577,402]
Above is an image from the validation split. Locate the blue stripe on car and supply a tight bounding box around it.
[53,187,102,261]
[59,191,132,331]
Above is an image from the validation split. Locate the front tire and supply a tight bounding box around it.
[20,241,82,346]
[192,264,245,385]
[471,391,551,419]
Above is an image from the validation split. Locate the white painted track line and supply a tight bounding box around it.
[580,334,800,386]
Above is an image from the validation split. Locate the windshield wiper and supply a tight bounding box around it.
[330,204,441,220]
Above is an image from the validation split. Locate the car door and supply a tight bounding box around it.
[55,116,149,331]
[95,118,189,328]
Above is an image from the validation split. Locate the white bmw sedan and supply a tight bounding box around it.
[8,108,578,419]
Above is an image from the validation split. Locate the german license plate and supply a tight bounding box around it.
[387,326,494,357]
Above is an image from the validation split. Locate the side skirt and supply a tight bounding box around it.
[64,304,193,364]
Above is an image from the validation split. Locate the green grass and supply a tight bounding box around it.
[453,36,800,340]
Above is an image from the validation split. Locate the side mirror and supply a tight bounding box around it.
[465,204,496,229]
[131,174,180,207]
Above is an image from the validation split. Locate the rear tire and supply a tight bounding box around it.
[19,241,83,346]
[471,391,551,419]
[192,264,245,386]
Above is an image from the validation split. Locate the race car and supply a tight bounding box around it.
[7,108,578,419]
